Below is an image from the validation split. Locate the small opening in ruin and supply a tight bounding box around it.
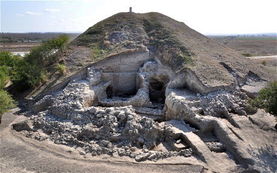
[106,85,113,99]
[199,109,205,115]
[149,77,168,105]
[106,85,137,99]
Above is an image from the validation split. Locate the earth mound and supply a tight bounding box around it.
[13,12,277,173]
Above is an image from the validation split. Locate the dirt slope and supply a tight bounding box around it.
[29,12,276,98]
[73,12,276,84]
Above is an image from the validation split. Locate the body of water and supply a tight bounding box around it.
[11,51,29,57]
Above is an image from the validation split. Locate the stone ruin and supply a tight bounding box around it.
[13,49,277,172]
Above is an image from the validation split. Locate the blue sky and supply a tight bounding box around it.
[1,0,277,34]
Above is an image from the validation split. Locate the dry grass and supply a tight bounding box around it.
[213,38,277,56]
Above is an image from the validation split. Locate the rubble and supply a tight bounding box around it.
[11,65,277,173]
[12,56,276,173]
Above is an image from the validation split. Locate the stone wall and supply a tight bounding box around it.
[33,49,151,101]
[94,50,150,96]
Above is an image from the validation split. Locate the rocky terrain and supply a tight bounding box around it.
[6,12,277,173]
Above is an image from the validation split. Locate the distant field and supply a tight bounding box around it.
[0,42,40,52]
[211,35,277,56]
[210,35,277,76]
[0,32,80,52]
[1,33,276,57]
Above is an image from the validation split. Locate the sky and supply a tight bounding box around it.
[1,0,277,35]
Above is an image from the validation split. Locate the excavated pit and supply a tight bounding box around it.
[17,54,194,160]
[16,56,204,161]
[149,77,168,105]
[11,50,277,172]
[105,83,137,99]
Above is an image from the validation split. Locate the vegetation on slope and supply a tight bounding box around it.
[0,35,69,89]
[0,90,15,117]
[73,13,142,62]
[72,13,193,69]
[0,59,15,120]
[250,81,277,116]
[0,35,69,119]
[143,18,193,69]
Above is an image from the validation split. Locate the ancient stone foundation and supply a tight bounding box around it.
[13,50,277,173]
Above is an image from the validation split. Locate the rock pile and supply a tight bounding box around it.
[17,106,193,161]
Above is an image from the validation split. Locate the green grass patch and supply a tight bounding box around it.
[0,90,15,115]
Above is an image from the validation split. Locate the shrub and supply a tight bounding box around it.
[242,53,252,57]
[12,61,47,88]
[12,35,69,89]
[0,35,69,90]
[25,34,69,67]
[0,66,9,89]
[261,60,266,66]
[56,63,67,75]
[0,90,15,115]
[250,81,277,116]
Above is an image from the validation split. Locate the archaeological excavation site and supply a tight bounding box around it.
[8,12,276,173]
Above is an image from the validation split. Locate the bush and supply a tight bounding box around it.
[56,63,67,75]
[0,90,15,115]
[12,35,68,89]
[242,53,252,57]
[0,51,20,67]
[12,61,47,88]
[0,35,69,91]
[262,60,266,66]
[0,35,69,120]
[0,66,9,89]
[22,35,68,87]
[250,81,277,116]
[25,34,69,66]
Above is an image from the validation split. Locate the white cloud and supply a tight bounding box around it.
[44,8,60,13]
[25,11,42,16]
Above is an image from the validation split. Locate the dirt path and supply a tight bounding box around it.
[0,111,204,173]
[247,55,277,59]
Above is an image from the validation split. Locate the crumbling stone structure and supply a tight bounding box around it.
[11,12,277,173]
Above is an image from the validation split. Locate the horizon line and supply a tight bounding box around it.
[1,32,277,36]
